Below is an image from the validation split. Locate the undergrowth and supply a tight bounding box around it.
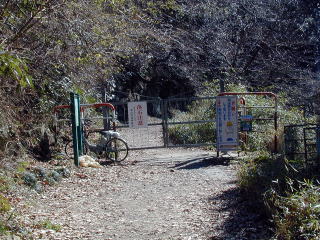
[237,153,289,208]
[168,100,215,145]
[270,180,320,240]
[238,152,320,239]
[0,159,71,238]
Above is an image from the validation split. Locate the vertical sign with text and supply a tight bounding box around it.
[128,101,148,128]
[216,96,239,151]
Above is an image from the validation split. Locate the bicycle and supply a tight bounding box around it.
[55,103,129,163]
[65,128,129,163]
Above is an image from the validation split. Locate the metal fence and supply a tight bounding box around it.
[110,96,217,150]
[284,124,320,165]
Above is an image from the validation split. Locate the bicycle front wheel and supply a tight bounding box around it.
[105,138,129,162]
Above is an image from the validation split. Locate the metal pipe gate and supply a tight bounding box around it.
[111,96,217,150]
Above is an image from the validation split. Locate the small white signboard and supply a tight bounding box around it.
[128,101,148,128]
[216,96,239,151]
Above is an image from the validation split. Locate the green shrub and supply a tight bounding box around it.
[0,194,11,213]
[167,94,216,146]
[17,161,30,174]
[56,168,71,178]
[272,180,320,240]
[238,152,320,239]
[33,166,47,179]
[0,49,33,88]
[23,172,37,187]
[48,170,62,182]
[168,98,216,145]
[237,153,290,209]
[169,122,215,145]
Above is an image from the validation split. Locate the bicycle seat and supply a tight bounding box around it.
[101,130,120,138]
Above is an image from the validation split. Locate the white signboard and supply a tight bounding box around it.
[128,101,148,128]
[216,96,239,151]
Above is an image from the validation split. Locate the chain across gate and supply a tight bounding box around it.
[111,96,217,150]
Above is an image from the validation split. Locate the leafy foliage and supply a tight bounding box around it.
[0,172,12,236]
[272,181,320,240]
[237,152,320,239]
[168,98,216,145]
[237,153,290,206]
[0,49,33,88]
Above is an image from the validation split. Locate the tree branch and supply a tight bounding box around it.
[0,0,12,21]
[6,0,58,45]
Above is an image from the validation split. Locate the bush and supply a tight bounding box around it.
[237,153,290,211]
[168,97,216,145]
[238,152,320,239]
[23,172,37,187]
[271,180,320,240]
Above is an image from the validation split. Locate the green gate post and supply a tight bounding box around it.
[70,92,83,166]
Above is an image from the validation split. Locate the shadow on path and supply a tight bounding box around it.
[170,156,235,170]
[207,187,273,240]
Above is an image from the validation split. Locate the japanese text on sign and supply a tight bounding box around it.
[216,96,239,151]
[128,101,148,128]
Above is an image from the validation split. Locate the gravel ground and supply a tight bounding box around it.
[18,148,271,240]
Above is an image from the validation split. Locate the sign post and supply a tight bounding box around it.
[128,101,148,128]
[216,96,239,155]
[70,92,83,166]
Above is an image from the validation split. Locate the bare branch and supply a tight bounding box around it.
[0,0,12,21]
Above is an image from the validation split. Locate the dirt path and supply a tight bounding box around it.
[20,149,270,240]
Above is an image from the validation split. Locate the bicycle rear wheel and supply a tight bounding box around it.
[105,138,129,162]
